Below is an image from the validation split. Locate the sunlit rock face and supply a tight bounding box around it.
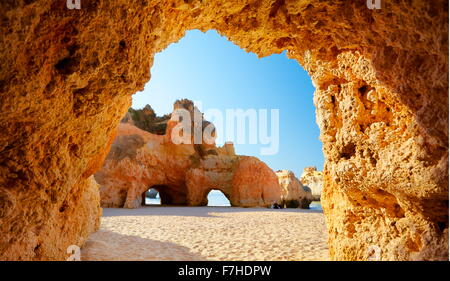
[276,170,313,208]
[95,100,282,209]
[231,157,282,207]
[0,0,447,260]
[95,122,192,208]
[122,105,170,135]
[300,167,323,201]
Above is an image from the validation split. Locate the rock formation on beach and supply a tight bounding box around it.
[122,105,170,135]
[0,0,447,260]
[300,167,323,201]
[276,170,313,208]
[95,100,282,208]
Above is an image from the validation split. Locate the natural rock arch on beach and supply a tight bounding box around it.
[95,100,282,209]
[0,0,448,260]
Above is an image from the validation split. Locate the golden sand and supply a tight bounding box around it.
[81,207,329,261]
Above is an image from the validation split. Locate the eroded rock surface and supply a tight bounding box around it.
[122,105,170,135]
[95,101,281,208]
[276,170,312,208]
[300,167,323,201]
[0,0,447,260]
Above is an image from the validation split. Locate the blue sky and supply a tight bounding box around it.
[132,30,323,177]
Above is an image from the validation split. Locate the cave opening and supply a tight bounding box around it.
[206,189,231,207]
[140,185,188,206]
[109,28,326,210]
[131,29,324,178]
[1,1,446,261]
[142,187,161,206]
[112,29,326,210]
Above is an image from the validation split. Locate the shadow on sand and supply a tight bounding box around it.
[102,206,323,218]
[81,230,207,261]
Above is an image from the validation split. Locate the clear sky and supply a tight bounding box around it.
[132,30,324,177]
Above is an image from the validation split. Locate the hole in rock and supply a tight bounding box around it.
[54,56,79,75]
[142,188,161,206]
[206,190,231,207]
[132,29,324,181]
[340,142,356,160]
[141,185,188,206]
[33,243,41,253]
[97,29,325,210]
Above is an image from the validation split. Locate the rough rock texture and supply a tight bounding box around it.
[231,157,282,207]
[95,101,281,208]
[0,0,447,260]
[122,105,170,135]
[300,167,323,201]
[276,170,312,208]
[95,122,192,208]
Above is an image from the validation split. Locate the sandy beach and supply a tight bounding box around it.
[81,207,329,261]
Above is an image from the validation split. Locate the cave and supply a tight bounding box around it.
[0,1,447,261]
[206,190,232,207]
[157,185,188,206]
[142,187,160,206]
[141,185,188,206]
[140,185,188,206]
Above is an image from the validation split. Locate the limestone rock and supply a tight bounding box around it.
[0,0,447,261]
[301,186,314,209]
[0,175,102,261]
[300,167,323,201]
[95,101,281,208]
[125,105,170,135]
[276,170,312,208]
[231,157,281,207]
[95,122,191,208]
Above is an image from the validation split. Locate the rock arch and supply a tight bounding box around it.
[144,185,169,205]
[205,189,232,207]
[96,114,281,209]
[0,1,447,260]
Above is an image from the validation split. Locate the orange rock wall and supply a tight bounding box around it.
[96,123,281,208]
[0,0,447,260]
[276,170,313,208]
